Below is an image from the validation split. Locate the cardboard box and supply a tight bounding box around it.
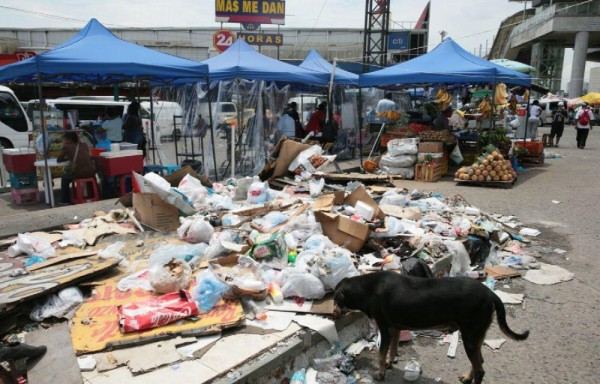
[418,142,444,153]
[273,139,313,178]
[314,211,370,253]
[133,192,180,232]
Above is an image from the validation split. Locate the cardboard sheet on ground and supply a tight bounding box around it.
[246,310,296,331]
[523,263,574,285]
[264,296,335,315]
[0,254,120,306]
[484,265,521,279]
[293,314,339,345]
[71,281,244,354]
[493,290,524,304]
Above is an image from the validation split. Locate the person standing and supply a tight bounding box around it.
[122,101,146,155]
[575,102,594,149]
[376,92,397,114]
[97,106,123,143]
[305,102,327,137]
[433,106,453,131]
[527,100,542,139]
[287,102,304,138]
[549,102,568,147]
[57,132,96,205]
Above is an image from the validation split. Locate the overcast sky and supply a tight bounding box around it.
[0,0,595,88]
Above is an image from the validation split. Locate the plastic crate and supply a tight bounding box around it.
[10,187,40,205]
[515,141,544,156]
[100,154,144,176]
[2,149,37,173]
[9,172,38,189]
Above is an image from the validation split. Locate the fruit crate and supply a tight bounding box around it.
[415,161,448,182]
[10,187,40,205]
[9,172,39,189]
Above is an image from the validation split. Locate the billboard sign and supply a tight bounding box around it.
[237,32,283,46]
[388,31,410,51]
[215,0,286,25]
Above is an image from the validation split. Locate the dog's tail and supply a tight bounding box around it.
[493,294,529,341]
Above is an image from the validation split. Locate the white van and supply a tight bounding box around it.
[537,98,569,126]
[140,101,183,140]
[0,86,32,149]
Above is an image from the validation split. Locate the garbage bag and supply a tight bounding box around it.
[177,215,214,244]
[177,174,209,206]
[8,233,56,258]
[387,138,419,156]
[280,268,325,299]
[192,270,230,312]
[30,287,84,321]
[148,258,193,294]
[312,249,359,291]
[379,154,416,168]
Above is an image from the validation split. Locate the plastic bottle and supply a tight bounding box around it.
[464,270,487,279]
[288,250,298,264]
[311,355,343,370]
[242,297,267,321]
[404,358,421,382]
[290,368,306,384]
[268,281,284,305]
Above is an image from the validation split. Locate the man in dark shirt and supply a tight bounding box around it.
[287,102,304,138]
[433,106,453,131]
[57,132,96,205]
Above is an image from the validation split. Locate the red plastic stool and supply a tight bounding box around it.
[71,177,100,204]
[119,174,133,196]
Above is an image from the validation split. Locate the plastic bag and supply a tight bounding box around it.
[98,241,126,261]
[148,258,193,294]
[149,243,208,268]
[177,216,214,244]
[247,176,269,204]
[117,269,153,292]
[7,233,56,258]
[387,138,419,156]
[371,216,406,238]
[444,240,471,277]
[142,172,195,215]
[282,212,323,243]
[30,287,83,321]
[313,249,359,291]
[380,166,415,179]
[280,268,326,299]
[379,190,407,206]
[177,174,209,206]
[204,231,235,259]
[192,270,230,312]
[288,145,324,174]
[253,211,289,231]
[304,235,335,252]
[379,154,416,168]
[58,230,86,248]
[309,178,325,197]
[449,144,464,165]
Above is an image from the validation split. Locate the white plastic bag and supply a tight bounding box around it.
[309,178,325,197]
[304,235,335,252]
[313,249,359,291]
[30,287,83,321]
[149,243,208,267]
[148,258,193,293]
[8,233,56,258]
[117,269,153,292]
[379,190,408,206]
[280,268,326,299]
[379,154,416,168]
[387,138,419,156]
[380,166,415,179]
[177,174,208,206]
[177,216,214,244]
[247,176,269,204]
[444,240,471,277]
[449,144,464,165]
[58,231,86,248]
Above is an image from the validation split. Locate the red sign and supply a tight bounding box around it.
[0,51,37,66]
[213,29,236,53]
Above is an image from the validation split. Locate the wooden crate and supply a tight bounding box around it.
[415,161,448,182]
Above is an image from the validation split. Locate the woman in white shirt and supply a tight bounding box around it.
[527,100,542,139]
[575,103,594,149]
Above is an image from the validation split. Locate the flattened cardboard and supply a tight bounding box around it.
[484,265,521,279]
[314,211,370,253]
[345,186,384,219]
[133,192,180,232]
[273,140,313,178]
[379,205,422,220]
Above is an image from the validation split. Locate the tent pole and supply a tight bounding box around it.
[358,87,364,170]
[149,87,157,164]
[491,79,497,135]
[37,75,54,207]
[523,87,531,145]
[328,59,337,123]
[207,83,219,181]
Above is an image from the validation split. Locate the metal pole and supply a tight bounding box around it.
[523,88,531,145]
[491,79,497,133]
[37,75,53,207]
[207,84,219,181]
[149,88,157,164]
[358,87,364,170]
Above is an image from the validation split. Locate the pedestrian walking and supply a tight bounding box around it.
[575,102,594,149]
[549,101,568,147]
[527,100,542,139]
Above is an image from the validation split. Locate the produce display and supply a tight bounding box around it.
[455,149,516,183]
[478,97,492,119]
[408,123,429,133]
[376,110,402,121]
[418,130,456,145]
[434,89,452,110]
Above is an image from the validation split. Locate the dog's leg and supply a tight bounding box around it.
[459,336,485,384]
[374,324,391,381]
[387,327,400,368]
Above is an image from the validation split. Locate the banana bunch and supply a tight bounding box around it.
[494,83,509,105]
[508,95,518,115]
[435,89,452,110]
[478,98,492,118]
[522,89,530,103]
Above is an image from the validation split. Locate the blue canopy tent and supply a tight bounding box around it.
[359,38,531,87]
[0,19,211,207]
[299,50,359,86]
[201,39,327,85]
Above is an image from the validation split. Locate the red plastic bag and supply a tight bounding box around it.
[118,290,198,333]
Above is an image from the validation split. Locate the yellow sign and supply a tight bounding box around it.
[71,282,244,354]
[215,0,286,25]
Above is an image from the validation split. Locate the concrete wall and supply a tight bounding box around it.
[589,67,600,92]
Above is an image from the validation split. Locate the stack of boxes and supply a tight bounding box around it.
[3,148,40,205]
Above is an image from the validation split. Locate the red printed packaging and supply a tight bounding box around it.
[118,290,199,333]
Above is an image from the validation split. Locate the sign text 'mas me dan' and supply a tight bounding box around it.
[215,0,286,25]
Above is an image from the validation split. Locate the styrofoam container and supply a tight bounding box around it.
[100,150,143,158]
[119,142,138,151]
[355,200,375,221]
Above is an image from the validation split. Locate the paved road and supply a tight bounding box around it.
[355,125,600,383]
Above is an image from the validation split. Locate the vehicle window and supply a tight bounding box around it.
[0,92,28,132]
[54,104,125,122]
[220,104,236,113]
[139,106,151,119]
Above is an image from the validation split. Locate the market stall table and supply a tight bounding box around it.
[34,158,70,205]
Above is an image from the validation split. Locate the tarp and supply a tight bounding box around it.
[0,18,208,85]
[360,38,531,87]
[201,39,327,85]
[299,50,359,86]
[490,59,537,74]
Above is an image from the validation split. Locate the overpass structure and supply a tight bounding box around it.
[490,0,600,97]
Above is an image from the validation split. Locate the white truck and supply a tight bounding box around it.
[0,85,32,149]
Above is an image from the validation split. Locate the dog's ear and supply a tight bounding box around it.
[333,288,345,305]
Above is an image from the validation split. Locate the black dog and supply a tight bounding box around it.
[333,271,529,383]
